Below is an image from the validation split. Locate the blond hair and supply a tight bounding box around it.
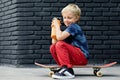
[61,4,81,21]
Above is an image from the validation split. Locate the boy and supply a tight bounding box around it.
[50,4,89,79]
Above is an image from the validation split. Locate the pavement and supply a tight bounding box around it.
[0,64,120,80]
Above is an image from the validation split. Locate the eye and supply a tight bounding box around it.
[63,16,66,19]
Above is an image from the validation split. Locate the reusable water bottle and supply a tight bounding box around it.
[51,25,56,39]
[51,17,61,40]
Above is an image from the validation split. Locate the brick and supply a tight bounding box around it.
[102,3,117,7]
[104,59,119,64]
[15,0,42,3]
[111,54,120,59]
[11,50,34,54]
[0,59,11,64]
[94,45,110,49]
[11,31,33,36]
[93,17,109,21]
[17,21,34,26]
[17,7,42,12]
[42,17,52,21]
[111,0,120,3]
[35,31,50,35]
[4,1,12,6]
[76,0,92,3]
[15,59,34,64]
[110,17,120,21]
[43,7,59,12]
[42,45,50,49]
[17,45,41,50]
[0,50,11,54]
[5,8,17,15]
[92,26,108,31]
[17,3,34,7]
[35,21,50,26]
[42,54,52,59]
[104,40,119,45]
[4,27,18,32]
[88,59,104,64]
[103,50,119,54]
[0,45,18,50]
[110,8,120,12]
[103,21,119,26]
[35,12,51,16]
[81,8,93,12]
[34,40,50,45]
[17,26,42,31]
[15,54,41,59]
[103,12,118,17]
[86,31,102,36]
[81,26,92,30]
[0,41,11,45]
[103,31,119,35]
[35,3,50,7]
[41,36,50,40]
[0,32,11,37]
[18,35,41,40]
[43,0,57,3]
[93,36,108,40]
[12,12,34,17]
[35,49,50,54]
[80,17,92,21]
[86,12,102,17]
[88,40,102,45]
[51,3,66,7]
[94,55,110,59]
[89,50,102,54]
[51,12,61,16]
[86,21,102,26]
[59,0,75,3]
[109,36,120,40]
[93,8,109,12]
[93,0,109,3]
[11,40,33,45]
[111,45,120,49]
[110,26,120,31]
[35,59,51,64]
[85,3,101,7]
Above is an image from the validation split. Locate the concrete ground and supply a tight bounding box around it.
[0,65,119,80]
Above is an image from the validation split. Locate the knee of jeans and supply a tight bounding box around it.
[55,41,65,48]
[50,44,55,51]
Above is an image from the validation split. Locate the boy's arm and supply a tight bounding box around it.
[52,19,70,41]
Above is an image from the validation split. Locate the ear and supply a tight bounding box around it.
[75,16,80,22]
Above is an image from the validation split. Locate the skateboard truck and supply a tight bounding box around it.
[93,67,102,77]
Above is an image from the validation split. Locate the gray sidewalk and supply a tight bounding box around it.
[0,65,119,80]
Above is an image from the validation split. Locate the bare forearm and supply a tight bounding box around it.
[55,27,62,40]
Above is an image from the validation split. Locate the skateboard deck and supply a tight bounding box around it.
[35,61,117,77]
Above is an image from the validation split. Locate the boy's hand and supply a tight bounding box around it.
[52,18,61,28]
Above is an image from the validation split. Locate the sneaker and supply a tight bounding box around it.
[52,67,75,79]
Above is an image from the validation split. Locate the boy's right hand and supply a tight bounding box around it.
[52,18,61,28]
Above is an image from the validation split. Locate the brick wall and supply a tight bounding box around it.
[0,0,120,66]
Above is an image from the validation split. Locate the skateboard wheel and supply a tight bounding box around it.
[49,71,54,77]
[96,71,103,77]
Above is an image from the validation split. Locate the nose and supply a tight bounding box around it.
[64,18,68,22]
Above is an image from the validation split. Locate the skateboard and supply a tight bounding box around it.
[35,61,117,77]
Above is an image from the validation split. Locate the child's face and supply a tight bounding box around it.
[62,11,78,26]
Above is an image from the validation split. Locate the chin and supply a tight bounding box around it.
[65,24,70,26]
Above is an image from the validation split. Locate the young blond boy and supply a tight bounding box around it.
[50,4,89,79]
